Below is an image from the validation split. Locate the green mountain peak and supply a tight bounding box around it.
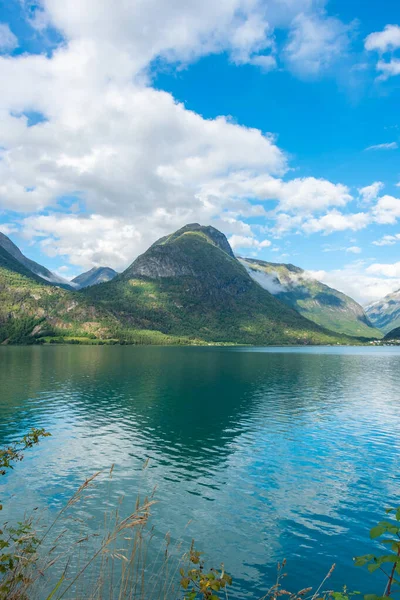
[87,223,351,345]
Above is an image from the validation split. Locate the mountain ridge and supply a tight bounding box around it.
[0,243,116,344]
[0,232,71,288]
[239,257,381,338]
[366,289,400,334]
[72,266,118,289]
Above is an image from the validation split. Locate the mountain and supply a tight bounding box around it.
[384,326,400,340]
[365,289,400,334]
[0,232,71,287]
[239,258,381,339]
[72,267,118,289]
[85,223,351,345]
[383,327,400,341]
[0,244,114,344]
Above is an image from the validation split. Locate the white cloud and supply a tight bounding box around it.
[33,0,318,73]
[214,174,352,212]
[372,234,400,247]
[249,54,277,71]
[274,177,352,211]
[365,25,400,80]
[365,25,400,53]
[376,58,400,80]
[0,24,18,52]
[284,12,351,76]
[367,261,400,278]
[242,264,287,294]
[0,48,286,218]
[22,214,144,270]
[229,235,271,251]
[0,223,18,236]
[365,142,398,151]
[346,246,362,254]
[302,210,370,234]
[308,262,400,305]
[373,195,400,224]
[358,181,384,203]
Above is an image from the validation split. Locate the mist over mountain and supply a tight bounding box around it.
[366,289,400,334]
[240,258,382,339]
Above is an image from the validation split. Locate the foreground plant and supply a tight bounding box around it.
[354,507,400,598]
[180,544,232,600]
[0,428,50,599]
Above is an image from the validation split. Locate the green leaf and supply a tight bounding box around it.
[46,574,65,600]
[181,578,190,590]
[367,563,380,573]
[370,525,386,539]
[354,555,374,567]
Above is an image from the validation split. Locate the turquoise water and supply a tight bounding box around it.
[1,345,400,597]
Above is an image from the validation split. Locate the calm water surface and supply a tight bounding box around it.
[0,345,399,597]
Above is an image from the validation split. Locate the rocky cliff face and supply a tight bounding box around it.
[125,224,239,281]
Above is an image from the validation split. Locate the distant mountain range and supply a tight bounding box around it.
[72,267,118,289]
[366,289,400,334]
[0,225,386,345]
[240,258,381,338]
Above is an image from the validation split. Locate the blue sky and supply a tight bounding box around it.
[0,0,400,303]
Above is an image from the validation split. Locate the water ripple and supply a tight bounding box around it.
[1,345,400,597]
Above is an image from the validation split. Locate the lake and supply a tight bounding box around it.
[1,345,399,597]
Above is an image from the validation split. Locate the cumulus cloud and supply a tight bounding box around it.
[284,12,351,76]
[365,25,400,80]
[367,261,400,278]
[0,23,18,52]
[22,214,145,270]
[365,25,400,53]
[373,195,400,224]
[31,0,322,73]
[358,181,384,203]
[229,235,271,251]
[302,210,370,234]
[376,58,400,80]
[346,246,362,254]
[308,262,400,305]
[211,174,352,212]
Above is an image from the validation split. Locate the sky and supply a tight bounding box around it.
[0,0,400,304]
